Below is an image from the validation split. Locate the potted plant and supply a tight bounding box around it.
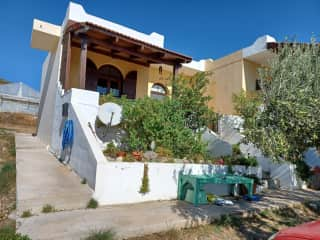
[132,151,142,161]
[116,151,127,158]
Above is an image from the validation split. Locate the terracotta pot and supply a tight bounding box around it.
[132,151,142,161]
[116,151,127,158]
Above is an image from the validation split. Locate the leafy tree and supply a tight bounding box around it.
[173,72,218,131]
[234,38,320,169]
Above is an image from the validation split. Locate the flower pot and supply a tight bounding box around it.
[132,151,142,161]
[116,151,126,158]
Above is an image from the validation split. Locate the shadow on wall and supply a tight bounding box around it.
[201,128,232,158]
[95,123,127,149]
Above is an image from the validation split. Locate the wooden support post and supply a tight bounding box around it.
[64,32,72,90]
[79,36,88,89]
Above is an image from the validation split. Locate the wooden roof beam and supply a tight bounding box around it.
[72,41,150,67]
[87,38,176,65]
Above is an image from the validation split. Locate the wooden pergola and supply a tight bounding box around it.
[60,22,192,90]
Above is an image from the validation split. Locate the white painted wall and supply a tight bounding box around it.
[63,2,164,48]
[94,162,261,205]
[49,88,105,189]
[37,44,62,145]
[219,114,300,189]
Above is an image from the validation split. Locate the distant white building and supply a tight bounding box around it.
[0,82,40,115]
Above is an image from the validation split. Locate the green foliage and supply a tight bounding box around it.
[122,97,207,159]
[296,160,311,181]
[155,146,174,158]
[227,165,234,174]
[233,37,320,170]
[87,198,98,209]
[103,142,119,158]
[99,94,130,106]
[81,178,87,184]
[139,164,150,194]
[244,174,262,185]
[0,162,16,194]
[237,156,258,167]
[259,209,271,218]
[100,73,217,161]
[85,230,115,240]
[173,72,218,130]
[122,153,136,162]
[222,155,258,167]
[21,210,32,218]
[0,226,31,240]
[42,204,56,213]
[232,144,241,156]
[215,214,240,227]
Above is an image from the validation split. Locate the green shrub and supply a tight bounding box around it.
[87,198,98,209]
[85,230,115,240]
[0,226,31,240]
[0,162,16,194]
[222,155,258,167]
[21,210,32,218]
[122,97,207,160]
[81,178,87,184]
[42,204,56,213]
[232,144,241,156]
[100,73,217,161]
[296,160,311,181]
[237,156,258,167]
[155,146,173,158]
[103,142,118,158]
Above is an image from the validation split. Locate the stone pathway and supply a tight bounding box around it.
[17,189,320,240]
[16,133,92,215]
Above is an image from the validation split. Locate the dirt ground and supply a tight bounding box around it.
[128,203,320,240]
[0,112,37,133]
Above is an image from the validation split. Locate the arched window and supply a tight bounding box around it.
[97,65,123,97]
[150,83,167,100]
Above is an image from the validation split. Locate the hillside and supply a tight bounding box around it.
[0,79,9,85]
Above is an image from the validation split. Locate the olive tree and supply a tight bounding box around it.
[234,38,320,176]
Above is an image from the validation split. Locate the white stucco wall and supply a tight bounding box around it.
[219,114,300,189]
[94,162,261,205]
[63,2,164,48]
[37,45,62,145]
[49,88,105,188]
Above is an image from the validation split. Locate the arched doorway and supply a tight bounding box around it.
[97,65,123,97]
[85,58,98,91]
[123,71,137,99]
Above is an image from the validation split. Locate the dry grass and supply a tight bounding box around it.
[0,130,16,227]
[0,112,37,133]
[128,203,320,240]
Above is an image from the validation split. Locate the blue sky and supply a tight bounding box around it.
[0,0,319,91]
